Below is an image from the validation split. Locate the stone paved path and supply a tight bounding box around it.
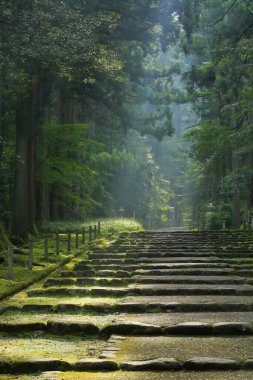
[0,231,253,379]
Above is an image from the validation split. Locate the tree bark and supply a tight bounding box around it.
[11,96,30,241]
[11,75,43,241]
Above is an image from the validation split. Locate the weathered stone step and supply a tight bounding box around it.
[1,357,253,375]
[60,270,131,278]
[129,284,253,296]
[134,268,234,276]
[44,278,130,287]
[64,263,229,275]
[132,275,245,285]
[112,335,253,364]
[27,287,129,297]
[27,284,253,297]
[3,300,253,314]
[52,273,240,286]
[0,321,100,335]
[120,311,253,326]
[89,252,214,259]
[75,260,223,271]
[1,320,252,336]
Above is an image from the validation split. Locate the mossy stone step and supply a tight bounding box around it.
[134,268,234,276]
[0,359,71,374]
[1,358,252,375]
[132,276,245,285]
[44,278,130,287]
[120,311,253,326]
[27,287,129,297]
[60,269,131,278]
[113,336,253,363]
[27,284,253,297]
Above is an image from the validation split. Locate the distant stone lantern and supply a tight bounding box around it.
[119,206,125,218]
[222,218,226,230]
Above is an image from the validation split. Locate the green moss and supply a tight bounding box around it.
[0,333,106,364]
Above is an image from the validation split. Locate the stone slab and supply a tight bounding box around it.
[120,358,181,371]
[183,357,240,370]
[74,359,119,371]
[114,336,253,362]
[120,312,253,326]
[122,295,253,304]
[132,276,244,284]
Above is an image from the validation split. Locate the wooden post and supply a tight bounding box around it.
[7,246,13,280]
[75,230,79,249]
[56,233,60,255]
[98,222,101,235]
[94,225,97,239]
[44,235,48,260]
[68,232,71,252]
[82,227,85,244]
[89,226,92,241]
[28,240,33,270]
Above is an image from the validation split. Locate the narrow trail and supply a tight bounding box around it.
[0,231,253,379]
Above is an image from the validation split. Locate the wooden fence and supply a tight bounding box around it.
[1,221,101,280]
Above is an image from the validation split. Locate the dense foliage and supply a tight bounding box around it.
[0,0,252,241]
[0,0,177,240]
[178,0,253,229]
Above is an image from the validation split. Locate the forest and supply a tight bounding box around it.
[0,0,253,242]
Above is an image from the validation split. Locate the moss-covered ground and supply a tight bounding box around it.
[0,333,106,363]
[0,218,143,301]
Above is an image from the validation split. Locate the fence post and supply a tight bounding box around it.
[89,226,92,241]
[28,240,33,270]
[82,227,86,244]
[94,225,97,240]
[56,232,60,255]
[68,232,71,252]
[75,230,79,249]
[7,246,13,280]
[44,235,48,260]
[98,222,101,236]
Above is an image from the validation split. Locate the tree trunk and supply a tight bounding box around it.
[11,96,30,241]
[49,82,75,220]
[12,75,43,241]
[232,151,240,228]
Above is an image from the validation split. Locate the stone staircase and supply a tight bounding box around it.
[0,231,253,379]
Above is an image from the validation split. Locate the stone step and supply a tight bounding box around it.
[44,278,130,287]
[120,311,253,326]
[75,259,223,270]
[1,319,252,336]
[134,268,234,276]
[27,284,253,297]
[67,263,229,274]
[129,284,253,296]
[89,252,214,259]
[60,270,131,278]
[2,300,253,315]
[132,276,245,285]
[112,335,253,364]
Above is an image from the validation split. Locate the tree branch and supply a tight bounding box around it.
[206,0,238,28]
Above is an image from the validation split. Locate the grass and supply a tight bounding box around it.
[42,218,143,234]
